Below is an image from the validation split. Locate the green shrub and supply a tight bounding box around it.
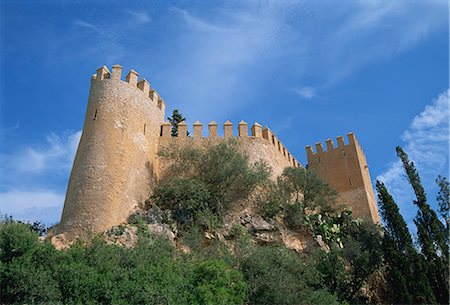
[154,140,270,229]
[152,178,213,228]
[278,167,337,211]
[284,202,307,230]
[242,246,338,305]
[195,208,221,230]
[190,259,248,305]
[258,185,283,219]
[0,221,63,303]
[314,221,383,303]
[128,213,149,237]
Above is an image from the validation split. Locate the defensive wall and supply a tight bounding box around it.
[306,133,380,223]
[58,65,302,236]
[159,120,301,178]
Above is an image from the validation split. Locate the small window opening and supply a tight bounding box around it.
[342,150,346,157]
[93,109,98,121]
[318,156,321,163]
[143,124,146,135]
[349,178,352,186]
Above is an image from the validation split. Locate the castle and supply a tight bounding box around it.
[58,65,379,236]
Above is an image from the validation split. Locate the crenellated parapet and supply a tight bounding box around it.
[306,132,359,158]
[159,121,301,169]
[91,65,166,113]
[306,132,380,223]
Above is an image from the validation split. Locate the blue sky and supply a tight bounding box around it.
[0,0,448,232]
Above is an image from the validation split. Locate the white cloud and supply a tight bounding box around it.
[74,19,99,31]
[0,130,81,224]
[294,86,316,99]
[126,10,151,24]
[10,131,81,174]
[0,190,64,220]
[377,89,449,225]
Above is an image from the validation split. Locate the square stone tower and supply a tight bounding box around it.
[306,133,380,223]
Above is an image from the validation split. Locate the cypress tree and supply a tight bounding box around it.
[168,109,188,137]
[395,147,449,304]
[376,181,436,304]
[436,175,449,231]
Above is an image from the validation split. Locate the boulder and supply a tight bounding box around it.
[51,233,71,250]
[147,223,175,244]
[146,204,164,224]
[104,226,138,249]
[249,215,275,231]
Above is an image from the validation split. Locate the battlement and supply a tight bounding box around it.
[306,132,361,156]
[91,65,166,112]
[160,121,301,168]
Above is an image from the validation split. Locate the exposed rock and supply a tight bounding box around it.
[51,233,71,250]
[315,235,330,252]
[280,229,307,253]
[104,226,138,249]
[254,231,280,244]
[145,204,164,224]
[216,232,225,242]
[147,223,175,244]
[240,212,275,231]
[204,231,214,240]
[177,242,191,254]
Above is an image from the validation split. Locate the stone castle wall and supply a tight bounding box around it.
[58,65,301,236]
[58,64,379,237]
[158,120,300,178]
[306,133,380,223]
[59,65,166,236]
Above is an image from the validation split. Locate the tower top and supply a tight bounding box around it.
[306,132,380,223]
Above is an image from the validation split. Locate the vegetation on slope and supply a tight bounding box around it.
[0,141,448,304]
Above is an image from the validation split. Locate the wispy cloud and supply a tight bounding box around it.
[322,0,447,83]
[126,10,151,24]
[157,1,446,120]
[293,86,317,99]
[73,19,99,31]
[377,89,449,226]
[0,190,64,224]
[0,130,81,224]
[7,131,81,174]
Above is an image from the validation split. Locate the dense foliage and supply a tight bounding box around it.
[153,140,270,229]
[0,220,248,305]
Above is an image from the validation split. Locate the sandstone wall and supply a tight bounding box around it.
[58,66,165,236]
[306,133,380,223]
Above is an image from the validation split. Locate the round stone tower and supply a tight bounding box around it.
[58,65,166,236]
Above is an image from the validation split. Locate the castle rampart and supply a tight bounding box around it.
[158,120,301,178]
[58,64,380,237]
[306,133,380,223]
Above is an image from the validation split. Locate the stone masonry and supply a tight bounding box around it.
[58,65,380,237]
[306,134,380,223]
